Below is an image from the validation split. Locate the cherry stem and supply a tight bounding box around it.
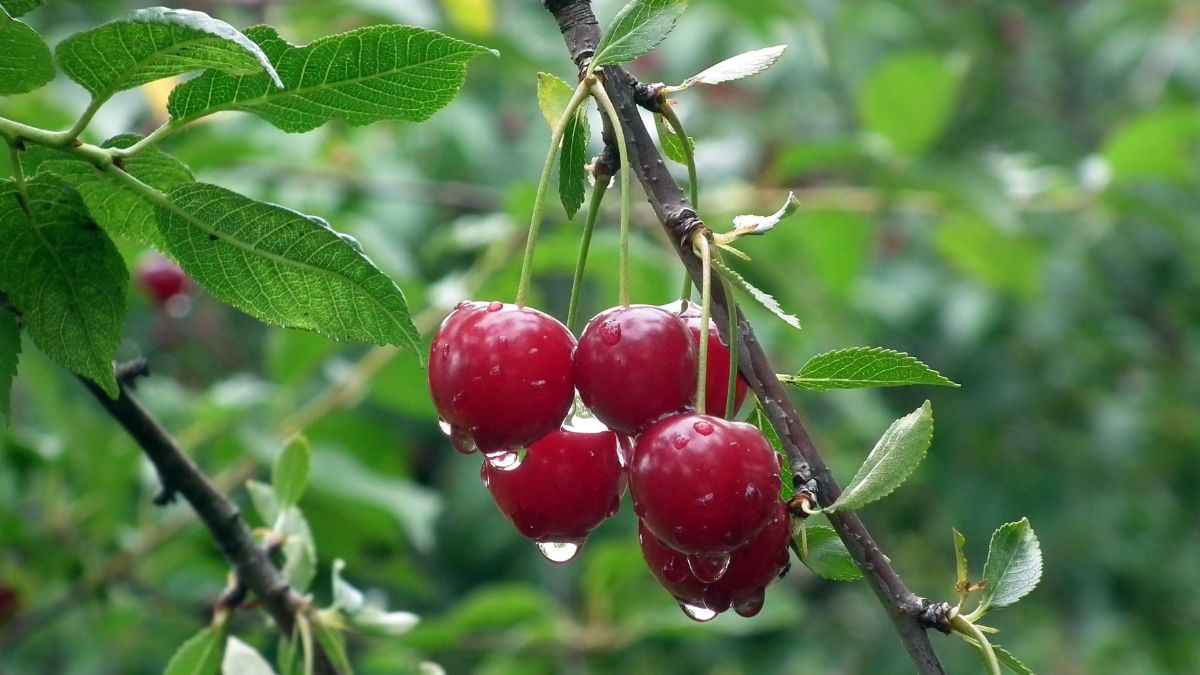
[515,79,592,307]
[720,273,739,419]
[590,80,632,307]
[950,614,1001,675]
[566,178,609,333]
[694,234,712,416]
[659,101,697,210]
[678,271,692,308]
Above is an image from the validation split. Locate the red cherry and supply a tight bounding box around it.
[672,301,749,419]
[136,252,189,304]
[428,302,575,452]
[574,305,696,434]
[638,500,792,620]
[630,413,780,555]
[482,428,626,562]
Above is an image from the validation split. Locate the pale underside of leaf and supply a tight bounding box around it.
[680,45,787,89]
[827,400,933,513]
[593,0,688,66]
[711,257,801,330]
[784,346,958,391]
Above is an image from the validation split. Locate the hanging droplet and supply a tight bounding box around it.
[687,552,731,584]
[563,396,609,434]
[486,450,523,471]
[678,601,718,623]
[733,589,765,618]
[437,419,452,436]
[661,557,690,584]
[606,494,622,518]
[448,426,478,455]
[536,539,582,564]
[486,301,503,312]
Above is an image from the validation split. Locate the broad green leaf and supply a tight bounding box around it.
[976,518,1042,614]
[535,73,588,218]
[163,627,225,675]
[273,435,311,508]
[56,7,280,101]
[826,401,933,513]
[678,45,787,89]
[654,113,694,166]
[40,134,194,249]
[311,620,354,675]
[0,0,41,17]
[0,176,125,397]
[993,643,1037,675]
[935,212,1041,298]
[154,183,422,353]
[749,405,792,499]
[535,72,574,129]
[168,25,495,132]
[0,310,18,426]
[712,257,801,330]
[860,51,965,155]
[799,525,862,581]
[782,347,958,391]
[593,0,688,67]
[953,528,968,589]
[0,9,54,95]
[221,636,278,675]
[1102,107,1200,183]
[275,635,300,675]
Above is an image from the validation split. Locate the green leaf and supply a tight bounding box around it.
[154,183,421,353]
[0,309,18,427]
[168,24,495,132]
[273,435,311,508]
[0,0,42,18]
[0,9,54,95]
[0,176,125,397]
[593,0,688,67]
[782,347,958,391]
[711,257,801,330]
[535,73,588,218]
[976,518,1042,614]
[246,479,280,524]
[748,404,792,499]
[221,636,278,675]
[731,191,800,235]
[826,401,933,513]
[535,72,573,129]
[993,643,1037,675]
[953,528,968,589]
[245,479,317,592]
[55,7,280,101]
[312,619,354,675]
[163,627,225,675]
[860,51,965,155]
[40,134,194,249]
[678,45,787,89]
[799,525,862,581]
[654,113,694,166]
[330,559,365,614]
[1102,107,1200,183]
[935,212,1041,298]
[275,635,301,675]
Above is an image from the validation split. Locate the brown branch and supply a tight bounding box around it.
[79,374,341,675]
[542,2,947,672]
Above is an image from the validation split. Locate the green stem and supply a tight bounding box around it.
[589,81,632,307]
[7,141,30,212]
[110,120,182,158]
[951,614,1001,675]
[55,96,108,145]
[720,273,739,418]
[678,272,692,308]
[659,101,697,211]
[694,235,712,416]
[566,178,608,333]
[515,79,593,307]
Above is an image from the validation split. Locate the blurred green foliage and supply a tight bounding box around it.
[2,0,1198,673]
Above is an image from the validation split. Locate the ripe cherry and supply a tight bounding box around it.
[429,301,575,452]
[639,500,792,620]
[668,301,749,419]
[482,426,626,563]
[136,252,189,305]
[630,413,780,555]
[574,305,696,434]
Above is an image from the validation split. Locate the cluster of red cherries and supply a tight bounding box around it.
[428,300,792,621]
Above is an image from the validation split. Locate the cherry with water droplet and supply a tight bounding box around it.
[667,301,749,419]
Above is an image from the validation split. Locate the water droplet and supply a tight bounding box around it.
[449,427,478,455]
[480,470,490,488]
[678,601,717,622]
[743,484,761,504]
[451,392,465,412]
[487,301,503,312]
[528,347,539,356]
[733,589,765,618]
[672,434,689,449]
[485,450,523,471]
[697,492,715,507]
[497,335,508,346]
[633,501,647,518]
[687,553,731,583]
[662,558,689,584]
[599,320,622,345]
[693,420,714,436]
[530,379,546,389]
[607,495,621,518]
[536,540,582,564]
[455,300,470,310]
[490,365,502,376]
[440,343,450,357]
[437,419,452,436]
[564,397,610,433]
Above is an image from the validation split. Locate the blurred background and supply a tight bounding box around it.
[2,0,1198,673]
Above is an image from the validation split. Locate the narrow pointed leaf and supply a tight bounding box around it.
[41,134,194,249]
[593,0,688,67]
[0,9,54,94]
[154,183,422,354]
[221,636,278,675]
[312,620,354,675]
[0,176,125,397]
[782,347,958,391]
[168,25,495,132]
[56,7,280,101]
[827,401,933,513]
[654,113,694,166]
[163,627,225,675]
[993,644,1037,675]
[535,72,574,129]
[953,528,969,588]
[799,525,862,581]
[535,73,588,218]
[0,310,20,427]
[679,45,787,89]
[273,435,312,508]
[712,257,801,330]
[731,192,799,235]
[976,518,1042,614]
[0,1,42,17]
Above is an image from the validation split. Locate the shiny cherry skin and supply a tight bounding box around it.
[631,413,780,555]
[670,301,749,418]
[639,500,791,617]
[482,428,625,545]
[428,301,575,452]
[574,305,696,435]
[136,252,189,304]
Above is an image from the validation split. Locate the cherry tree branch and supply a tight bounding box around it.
[542,2,948,672]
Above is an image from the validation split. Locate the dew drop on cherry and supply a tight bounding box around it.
[599,320,622,345]
[486,450,523,471]
[687,552,731,583]
[693,420,714,436]
[438,419,452,436]
[563,397,610,434]
[536,539,583,564]
[678,601,717,622]
[733,588,765,618]
[486,301,503,312]
[672,434,689,449]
